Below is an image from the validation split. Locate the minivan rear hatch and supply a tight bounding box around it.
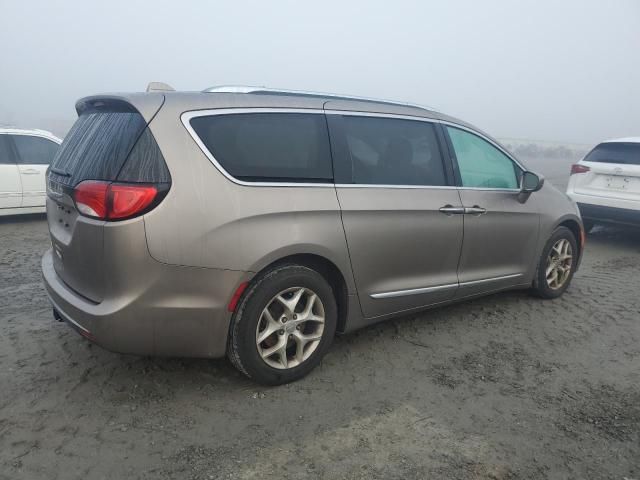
[46,96,169,302]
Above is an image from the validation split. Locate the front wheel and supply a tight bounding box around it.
[531,226,578,299]
[227,264,337,385]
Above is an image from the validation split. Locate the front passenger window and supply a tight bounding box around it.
[447,127,520,189]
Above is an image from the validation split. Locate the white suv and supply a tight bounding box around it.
[0,128,61,216]
[567,137,640,231]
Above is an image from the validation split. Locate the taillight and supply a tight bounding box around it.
[109,184,158,219]
[73,181,160,221]
[74,181,109,218]
[570,164,590,175]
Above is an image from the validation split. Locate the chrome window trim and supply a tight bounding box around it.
[327,110,525,190]
[181,107,525,191]
[370,273,523,299]
[181,108,334,188]
[335,184,520,192]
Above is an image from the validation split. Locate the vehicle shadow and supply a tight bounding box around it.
[53,286,533,395]
[586,224,640,250]
[0,212,47,225]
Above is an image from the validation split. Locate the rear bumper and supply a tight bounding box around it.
[577,203,640,227]
[42,249,249,358]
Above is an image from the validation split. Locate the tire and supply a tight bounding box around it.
[531,226,578,299]
[227,264,337,385]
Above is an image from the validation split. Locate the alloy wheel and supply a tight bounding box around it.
[546,238,573,290]
[255,287,325,369]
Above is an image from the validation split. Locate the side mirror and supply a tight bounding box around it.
[520,171,544,193]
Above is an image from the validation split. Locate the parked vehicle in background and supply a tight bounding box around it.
[0,128,61,215]
[567,138,640,231]
[42,85,584,385]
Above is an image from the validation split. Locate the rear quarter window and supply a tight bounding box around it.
[584,142,640,165]
[189,113,333,183]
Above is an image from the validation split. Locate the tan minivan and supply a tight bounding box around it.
[43,85,584,384]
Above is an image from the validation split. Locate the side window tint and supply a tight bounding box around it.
[342,116,446,186]
[447,127,519,189]
[190,113,333,182]
[12,135,60,165]
[0,136,15,164]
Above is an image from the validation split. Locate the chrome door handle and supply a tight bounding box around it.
[464,206,487,215]
[439,205,466,215]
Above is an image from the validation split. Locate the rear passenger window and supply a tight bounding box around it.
[340,116,447,186]
[190,113,333,182]
[12,135,59,165]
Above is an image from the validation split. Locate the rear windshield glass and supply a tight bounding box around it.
[190,113,333,182]
[584,142,640,165]
[50,111,146,186]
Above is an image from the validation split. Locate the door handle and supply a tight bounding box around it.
[21,168,40,175]
[464,206,487,215]
[439,205,466,215]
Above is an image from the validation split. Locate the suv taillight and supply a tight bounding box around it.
[74,180,161,221]
[570,164,590,175]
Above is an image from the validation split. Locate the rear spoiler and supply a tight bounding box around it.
[75,93,165,124]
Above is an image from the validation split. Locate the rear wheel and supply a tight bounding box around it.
[227,264,337,385]
[531,226,578,299]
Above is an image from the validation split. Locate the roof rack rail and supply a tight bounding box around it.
[202,85,436,112]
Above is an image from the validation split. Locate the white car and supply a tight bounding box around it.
[0,128,61,216]
[566,137,640,231]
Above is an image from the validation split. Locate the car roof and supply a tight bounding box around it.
[0,127,61,143]
[77,84,511,155]
[601,137,640,144]
[80,86,487,133]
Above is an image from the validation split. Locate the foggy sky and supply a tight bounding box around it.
[1,0,638,144]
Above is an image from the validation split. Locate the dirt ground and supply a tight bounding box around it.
[1,198,640,479]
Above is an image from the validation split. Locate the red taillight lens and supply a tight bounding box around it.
[108,184,157,219]
[74,181,109,219]
[570,164,590,175]
[73,181,158,220]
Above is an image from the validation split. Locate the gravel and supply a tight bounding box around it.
[1,212,639,480]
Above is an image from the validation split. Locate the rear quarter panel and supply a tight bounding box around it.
[142,98,356,293]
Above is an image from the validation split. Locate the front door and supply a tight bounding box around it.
[327,111,463,318]
[444,125,540,297]
[12,134,59,207]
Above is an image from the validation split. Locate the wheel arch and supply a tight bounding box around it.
[556,216,584,260]
[248,252,352,334]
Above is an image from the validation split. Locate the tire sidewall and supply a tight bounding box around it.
[228,265,337,385]
[535,226,578,299]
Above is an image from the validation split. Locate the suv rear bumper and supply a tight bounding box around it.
[42,249,249,358]
[577,203,640,227]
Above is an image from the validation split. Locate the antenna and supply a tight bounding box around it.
[146,82,175,93]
